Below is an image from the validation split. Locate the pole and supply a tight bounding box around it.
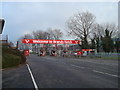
[16,41,19,49]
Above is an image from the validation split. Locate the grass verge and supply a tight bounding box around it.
[2,45,26,69]
[2,54,21,68]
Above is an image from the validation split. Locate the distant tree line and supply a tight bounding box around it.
[66,11,119,53]
[18,28,63,50]
[19,28,63,40]
[18,11,120,53]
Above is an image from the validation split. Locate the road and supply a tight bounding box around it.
[2,54,119,89]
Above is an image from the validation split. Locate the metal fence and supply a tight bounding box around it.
[88,52,120,59]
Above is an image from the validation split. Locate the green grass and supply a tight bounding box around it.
[99,57,119,60]
[88,55,119,60]
[30,52,36,54]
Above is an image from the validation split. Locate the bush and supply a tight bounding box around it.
[2,54,21,68]
[2,45,26,69]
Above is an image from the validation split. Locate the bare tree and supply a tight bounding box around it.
[92,23,118,52]
[66,11,96,48]
[33,30,45,39]
[47,28,63,40]
[18,34,33,50]
[101,23,117,38]
[93,23,118,41]
[19,34,33,39]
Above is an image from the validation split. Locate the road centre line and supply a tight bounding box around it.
[42,57,117,72]
[26,64,39,90]
[39,56,119,78]
[41,57,117,73]
[41,56,118,66]
[70,64,85,69]
[43,57,118,66]
[70,64,119,78]
[93,70,119,78]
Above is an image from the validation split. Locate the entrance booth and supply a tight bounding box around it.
[38,49,46,56]
[82,49,96,56]
[51,50,57,56]
[22,39,80,56]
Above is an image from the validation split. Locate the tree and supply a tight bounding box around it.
[93,23,118,53]
[20,33,33,39]
[100,23,117,38]
[66,11,96,49]
[101,29,114,52]
[92,24,104,52]
[32,30,48,51]
[33,30,47,39]
[114,29,120,53]
[32,29,63,51]
[100,23,118,52]
[46,28,63,50]
[18,34,33,50]
[114,38,120,53]
[90,38,96,49]
[47,28,63,40]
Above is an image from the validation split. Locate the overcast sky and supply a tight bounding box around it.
[1,2,118,44]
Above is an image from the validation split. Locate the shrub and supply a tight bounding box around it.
[2,54,21,68]
[2,45,26,69]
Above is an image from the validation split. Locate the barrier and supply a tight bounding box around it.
[38,50,46,56]
[24,50,29,56]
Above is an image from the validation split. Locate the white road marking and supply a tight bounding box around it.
[70,64,119,78]
[62,62,66,64]
[37,56,119,78]
[70,64,85,69]
[26,64,39,90]
[97,67,118,73]
[93,70,119,78]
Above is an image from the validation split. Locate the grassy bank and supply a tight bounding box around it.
[2,54,21,68]
[2,45,26,69]
[88,54,119,60]
[98,57,119,60]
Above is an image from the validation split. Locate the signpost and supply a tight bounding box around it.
[0,19,5,34]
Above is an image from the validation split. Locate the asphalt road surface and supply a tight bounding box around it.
[2,54,119,89]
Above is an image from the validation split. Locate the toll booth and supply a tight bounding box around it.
[82,49,96,56]
[50,50,57,56]
[22,39,81,57]
[38,49,46,56]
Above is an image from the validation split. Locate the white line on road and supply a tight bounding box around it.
[26,64,39,90]
[93,70,119,78]
[70,64,119,78]
[62,62,66,64]
[70,64,85,69]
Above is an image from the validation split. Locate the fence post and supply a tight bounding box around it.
[6,35,8,43]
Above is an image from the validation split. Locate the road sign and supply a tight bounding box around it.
[0,19,5,34]
[22,39,80,44]
[82,49,92,51]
